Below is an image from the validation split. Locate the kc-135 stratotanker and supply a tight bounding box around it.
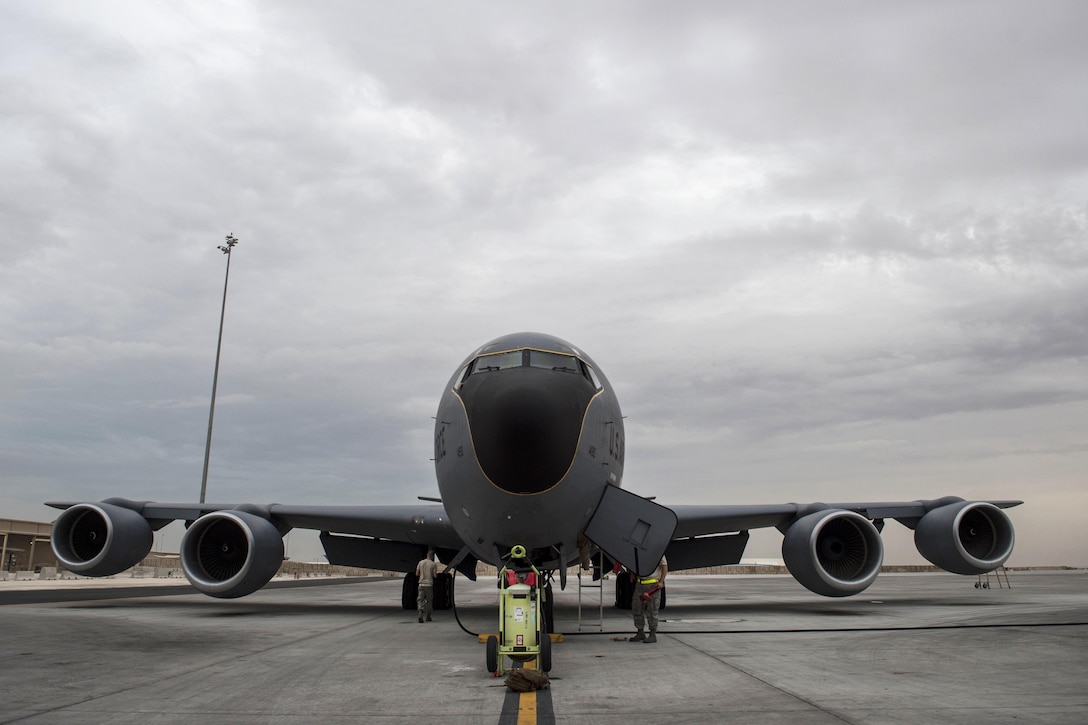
[48,332,1019,608]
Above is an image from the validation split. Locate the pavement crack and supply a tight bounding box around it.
[668,633,857,724]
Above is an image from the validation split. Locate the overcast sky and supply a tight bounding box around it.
[3,2,1086,567]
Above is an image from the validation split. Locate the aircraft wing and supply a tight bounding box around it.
[669,498,1023,538]
[46,499,463,548]
[46,498,473,596]
[659,497,1022,595]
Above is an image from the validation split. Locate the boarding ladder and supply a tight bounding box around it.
[576,549,605,631]
[975,566,1012,589]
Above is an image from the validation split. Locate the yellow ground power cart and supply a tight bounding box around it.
[485,545,552,675]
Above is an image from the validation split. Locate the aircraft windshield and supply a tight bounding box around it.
[528,350,580,374]
[465,348,602,389]
[471,350,523,373]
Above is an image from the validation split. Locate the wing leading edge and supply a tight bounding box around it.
[46,499,462,548]
[668,497,1023,538]
[662,496,1022,596]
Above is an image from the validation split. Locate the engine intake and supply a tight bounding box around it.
[782,509,884,597]
[51,502,154,577]
[914,501,1015,575]
[181,511,284,598]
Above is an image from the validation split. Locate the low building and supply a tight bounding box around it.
[0,518,56,573]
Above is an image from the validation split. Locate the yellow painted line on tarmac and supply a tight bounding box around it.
[516,659,539,725]
[496,653,554,724]
[517,690,538,724]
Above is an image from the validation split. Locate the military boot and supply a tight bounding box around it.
[629,630,646,642]
[644,632,658,643]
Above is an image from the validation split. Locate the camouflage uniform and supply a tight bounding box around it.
[630,555,667,642]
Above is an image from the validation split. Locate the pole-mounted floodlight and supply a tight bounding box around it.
[200,233,239,504]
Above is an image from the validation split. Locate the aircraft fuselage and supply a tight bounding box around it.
[433,332,624,568]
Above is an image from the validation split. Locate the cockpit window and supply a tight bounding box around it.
[470,350,523,374]
[463,348,603,390]
[453,363,471,389]
[528,350,580,374]
[582,362,602,389]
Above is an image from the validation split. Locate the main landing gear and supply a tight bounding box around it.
[401,571,454,610]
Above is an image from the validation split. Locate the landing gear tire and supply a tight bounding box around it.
[402,572,419,610]
[615,574,633,609]
[433,572,453,610]
[543,582,555,634]
[486,635,499,673]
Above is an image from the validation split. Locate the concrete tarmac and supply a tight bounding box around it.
[1,570,1085,724]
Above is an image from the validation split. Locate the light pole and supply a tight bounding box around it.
[200,233,238,503]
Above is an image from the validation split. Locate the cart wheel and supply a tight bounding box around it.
[974,582,980,588]
[486,635,499,673]
[983,582,990,589]
[539,631,552,673]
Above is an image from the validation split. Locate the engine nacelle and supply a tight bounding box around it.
[51,502,154,577]
[914,501,1015,575]
[782,509,884,597]
[181,511,284,598]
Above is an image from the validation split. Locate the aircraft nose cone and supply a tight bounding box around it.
[461,369,594,494]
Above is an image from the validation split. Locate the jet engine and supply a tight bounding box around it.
[782,509,884,597]
[914,501,1015,575]
[180,511,284,598]
[51,501,154,577]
